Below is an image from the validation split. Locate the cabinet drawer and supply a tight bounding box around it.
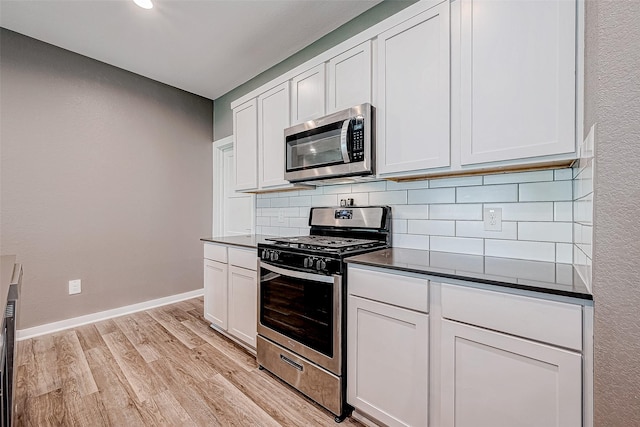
[441,284,582,351]
[204,243,227,263]
[228,247,257,271]
[348,266,428,313]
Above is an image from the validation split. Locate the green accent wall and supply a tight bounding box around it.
[213,0,418,140]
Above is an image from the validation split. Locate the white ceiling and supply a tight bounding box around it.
[0,0,381,100]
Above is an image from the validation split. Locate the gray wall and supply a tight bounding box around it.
[213,0,418,140]
[0,29,213,329]
[587,1,640,425]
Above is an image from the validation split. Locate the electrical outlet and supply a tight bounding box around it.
[483,208,502,231]
[69,279,82,295]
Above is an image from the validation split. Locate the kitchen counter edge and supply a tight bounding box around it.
[345,248,592,301]
[200,234,276,249]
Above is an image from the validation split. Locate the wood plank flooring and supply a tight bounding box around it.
[15,297,363,427]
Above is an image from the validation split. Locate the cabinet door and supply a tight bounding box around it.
[440,319,582,427]
[203,259,228,330]
[233,99,258,191]
[347,295,428,427]
[377,2,450,176]
[458,0,576,165]
[327,41,372,113]
[258,82,290,189]
[291,64,326,124]
[228,266,258,349]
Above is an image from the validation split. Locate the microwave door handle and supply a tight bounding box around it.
[340,119,351,163]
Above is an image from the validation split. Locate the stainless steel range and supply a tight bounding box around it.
[257,206,391,422]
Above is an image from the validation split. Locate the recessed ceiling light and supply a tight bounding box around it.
[134,0,153,10]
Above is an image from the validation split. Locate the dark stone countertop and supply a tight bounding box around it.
[200,234,277,249]
[345,248,592,300]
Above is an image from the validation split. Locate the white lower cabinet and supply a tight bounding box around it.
[347,266,429,427]
[347,265,588,427]
[439,319,582,427]
[203,243,257,350]
[203,259,228,330]
[348,295,429,427]
[227,265,257,349]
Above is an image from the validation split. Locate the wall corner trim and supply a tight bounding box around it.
[16,288,204,341]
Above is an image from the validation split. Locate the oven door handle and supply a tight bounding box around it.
[260,262,336,284]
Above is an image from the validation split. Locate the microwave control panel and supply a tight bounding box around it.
[350,117,365,162]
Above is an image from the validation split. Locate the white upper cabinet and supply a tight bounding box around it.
[258,82,290,189]
[456,0,576,165]
[327,41,372,113]
[233,99,258,191]
[377,2,451,177]
[291,64,326,124]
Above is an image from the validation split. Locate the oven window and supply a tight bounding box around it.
[260,270,333,357]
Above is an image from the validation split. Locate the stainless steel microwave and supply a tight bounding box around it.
[284,103,374,183]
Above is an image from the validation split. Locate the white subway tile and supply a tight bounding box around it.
[430,236,484,255]
[556,243,573,263]
[483,170,554,185]
[262,226,279,235]
[297,227,311,235]
[273,190,293,198]
[271,217,289,227]
[386,180,429,190]
[485,202,554,221]
[339,192,369,206]
[519,181,572,201]
[279,227,300,236]
[408,220,455,236]
[289,196,312,207]
[429,204,483,220]
[556,264,574,285]
[407,188,455,204]
[257,198,271,208]
[256,217,270,226]
[351,180,387,193]
[255,226,262,234]
[299,207,311,218]
[456,184,518,203]
[518,222,572,243]
[298,187,323,196]
[323,184,351,194]
[270,197,290,208]
[455,221,518,240]
[554,202,573,221]
[311,194,338,206]
[393,234,429,250]
[392,219,408,234]
[369,190,407,205]
[289,217,309,228]
[554,168,573,181]
[392,205,429,220]
[282,207,300,217]
[485,240,555,262]
[429,176,483,188]
[574,196,593,224]
[261,207,278,217]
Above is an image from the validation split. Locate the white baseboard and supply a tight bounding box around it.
[17,288,204,341]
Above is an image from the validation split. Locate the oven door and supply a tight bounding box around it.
[258,261,342,375]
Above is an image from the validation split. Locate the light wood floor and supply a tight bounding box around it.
[15,297,363,426]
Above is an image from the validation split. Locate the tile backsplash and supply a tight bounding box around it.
[256,168,576,264]
[573,125,595,291]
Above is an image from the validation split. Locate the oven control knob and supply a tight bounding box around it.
[304,257,312,268]
[270,251,279,261]
[316,259,327,271]
[261,249,268,259]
